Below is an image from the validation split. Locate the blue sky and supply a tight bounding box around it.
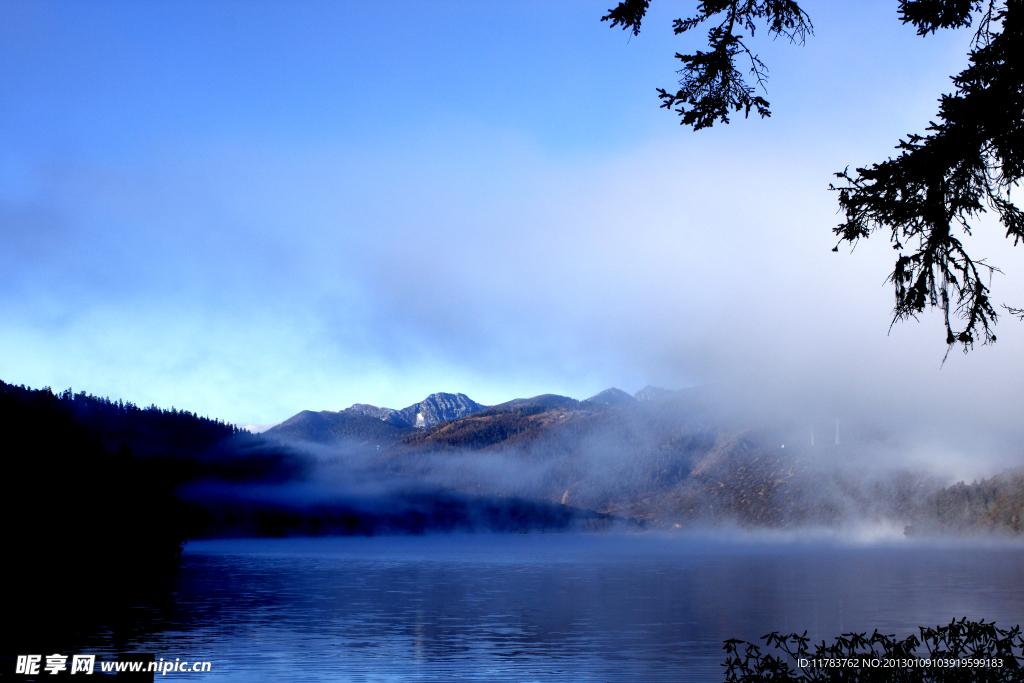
[2,0,1022,449]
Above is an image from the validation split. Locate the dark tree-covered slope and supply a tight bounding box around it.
[1,381,196,651]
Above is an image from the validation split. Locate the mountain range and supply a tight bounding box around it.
[267,386,665,444]
[265,385,1024,535]
[264,385,846,525]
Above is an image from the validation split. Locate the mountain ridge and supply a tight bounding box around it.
[268,391,488,443]
[269,387,682,443]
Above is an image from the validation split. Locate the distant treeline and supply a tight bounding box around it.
[906,471,1024,537]
[1,380,195,564]
[53,385,241,455]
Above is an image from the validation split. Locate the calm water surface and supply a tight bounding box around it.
[97,533,1024,682]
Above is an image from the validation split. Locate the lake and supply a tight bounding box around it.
[86,531,1024,682]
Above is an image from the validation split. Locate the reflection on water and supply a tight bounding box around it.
[100,533,1024,682]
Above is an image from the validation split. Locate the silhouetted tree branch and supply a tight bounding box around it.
[604,1,1023,353]
[832,1,1021,354]
[604,1,812,129]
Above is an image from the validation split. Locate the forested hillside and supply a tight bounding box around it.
[316,388,1020,535]
[2,380,198,650]
[906,471,1024,536]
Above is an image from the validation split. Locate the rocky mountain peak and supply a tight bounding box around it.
[401,392,486,428]
[584,388,637,405]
